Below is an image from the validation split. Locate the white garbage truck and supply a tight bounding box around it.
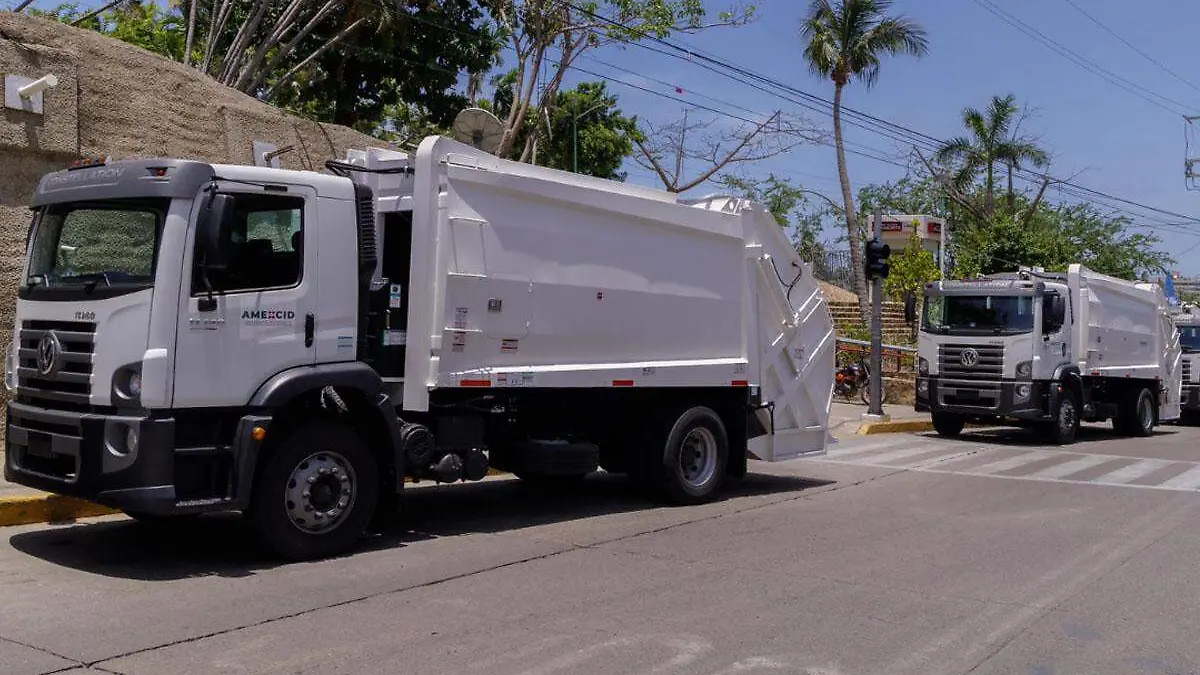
[3,136,835,559]
[917,265,1181,444]
[1170,303,1200,419]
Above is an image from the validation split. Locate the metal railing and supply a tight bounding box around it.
[836,337,916,375]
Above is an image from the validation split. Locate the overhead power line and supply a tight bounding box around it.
[1059,0,1200,98]
[969,0,1196,116]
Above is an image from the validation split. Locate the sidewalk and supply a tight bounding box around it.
[828,400,929,440]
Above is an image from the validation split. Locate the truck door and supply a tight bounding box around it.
[173,185,319,407]
[1040,292,1069,372]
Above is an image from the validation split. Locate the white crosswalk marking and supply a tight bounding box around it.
[1091,459,1172,485]
[1034,454,1116,479]
[813,433,1200,493]
[1158,466,1200,490]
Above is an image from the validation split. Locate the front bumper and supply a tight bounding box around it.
[1183,384,1200,410]
[915,377,1049,421]
[4,402,266,515]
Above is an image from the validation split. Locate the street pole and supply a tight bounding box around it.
[869,207,884,417]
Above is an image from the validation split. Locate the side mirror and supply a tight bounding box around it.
[197,193,234,272]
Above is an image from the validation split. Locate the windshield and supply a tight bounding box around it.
[26,199,168,291]
[922,294,1035,335]
[1180,325,1200,352]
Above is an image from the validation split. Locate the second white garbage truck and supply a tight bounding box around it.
[1170,303,1200,419]
[917,265,1181,444]
[3,136,836,560]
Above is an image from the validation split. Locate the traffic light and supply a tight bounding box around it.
[865,239,891,279]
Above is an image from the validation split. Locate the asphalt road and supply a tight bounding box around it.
[5,420,1200,675]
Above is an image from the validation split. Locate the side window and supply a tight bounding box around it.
[192,193,304,295]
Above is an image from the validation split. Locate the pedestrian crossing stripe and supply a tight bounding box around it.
[815,436,1200,493]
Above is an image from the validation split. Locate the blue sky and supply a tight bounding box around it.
[544,0,1200,275]
[19,0,1200,274]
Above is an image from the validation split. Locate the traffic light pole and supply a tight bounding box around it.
[869,208,885,418]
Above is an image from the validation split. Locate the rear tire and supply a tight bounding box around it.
[249,421,379,561]
[931,412,965,438]
[654,407,729,505]
[1130,388,1157,437]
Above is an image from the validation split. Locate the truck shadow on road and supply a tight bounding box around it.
[6,471,830,580]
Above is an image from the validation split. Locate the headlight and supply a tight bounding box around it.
[1015,383,1031,401]
[1016,360,1033,379]
[919,357,929,375]
[917,379,929,396]
[128,371,142,397]
[125,425,140,454]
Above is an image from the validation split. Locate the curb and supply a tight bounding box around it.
[856,419,934,435]
[0,467,513,528]
[0,494,118,527]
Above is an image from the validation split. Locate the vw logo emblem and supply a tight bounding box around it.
[960,347,980,368]
[36,332,62,377]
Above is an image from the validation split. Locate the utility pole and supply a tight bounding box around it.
[869,208,884,417]
[863,208,891,420]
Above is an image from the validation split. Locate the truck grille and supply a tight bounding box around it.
[1185,360,1194,383]
[938,343,1004,380]
[16,320,96,409]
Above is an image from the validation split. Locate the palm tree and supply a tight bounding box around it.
[802,0,928,320]
[934,94,1050,217]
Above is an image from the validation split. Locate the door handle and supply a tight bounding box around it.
[305,313,315,348]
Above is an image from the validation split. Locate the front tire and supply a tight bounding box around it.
[1044,389,1080,445]
[931,412,965,438]
[249,421,379,561]
[654,407,729,505]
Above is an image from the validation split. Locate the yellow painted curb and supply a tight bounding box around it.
[856,419,935,435]
[0,494,119,527]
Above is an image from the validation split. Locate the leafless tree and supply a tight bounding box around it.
[633,110,824,193]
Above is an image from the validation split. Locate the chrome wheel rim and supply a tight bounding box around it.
[679,427,718,488]
[1139,395,1154,429]
[1060,399,1077,435]
[284,451,357,534]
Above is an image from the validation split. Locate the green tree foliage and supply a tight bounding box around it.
[31,2,186,59]
[485,77,640,179]
[31,1,501,134]
[933,94,1049,215]
[861,171,1173,280]
[883,231,939,300]
[536,82,641,180]
[800,0,928,320]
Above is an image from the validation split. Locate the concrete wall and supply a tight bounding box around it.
[0,12,384,418]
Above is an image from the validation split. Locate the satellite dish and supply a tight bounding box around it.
[451,107,505,154]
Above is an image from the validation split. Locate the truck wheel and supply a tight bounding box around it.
[1044,390,1080,445]
[1129,388,1157,437]
[655,407,728,505]
[249,422,379,561]
[931,412,965,438]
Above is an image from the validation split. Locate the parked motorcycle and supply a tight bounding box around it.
[835,360,871,405]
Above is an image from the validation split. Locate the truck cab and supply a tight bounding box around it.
[5,159,368,525]
[1171,304,1200,417]
[917,274,1067,433]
